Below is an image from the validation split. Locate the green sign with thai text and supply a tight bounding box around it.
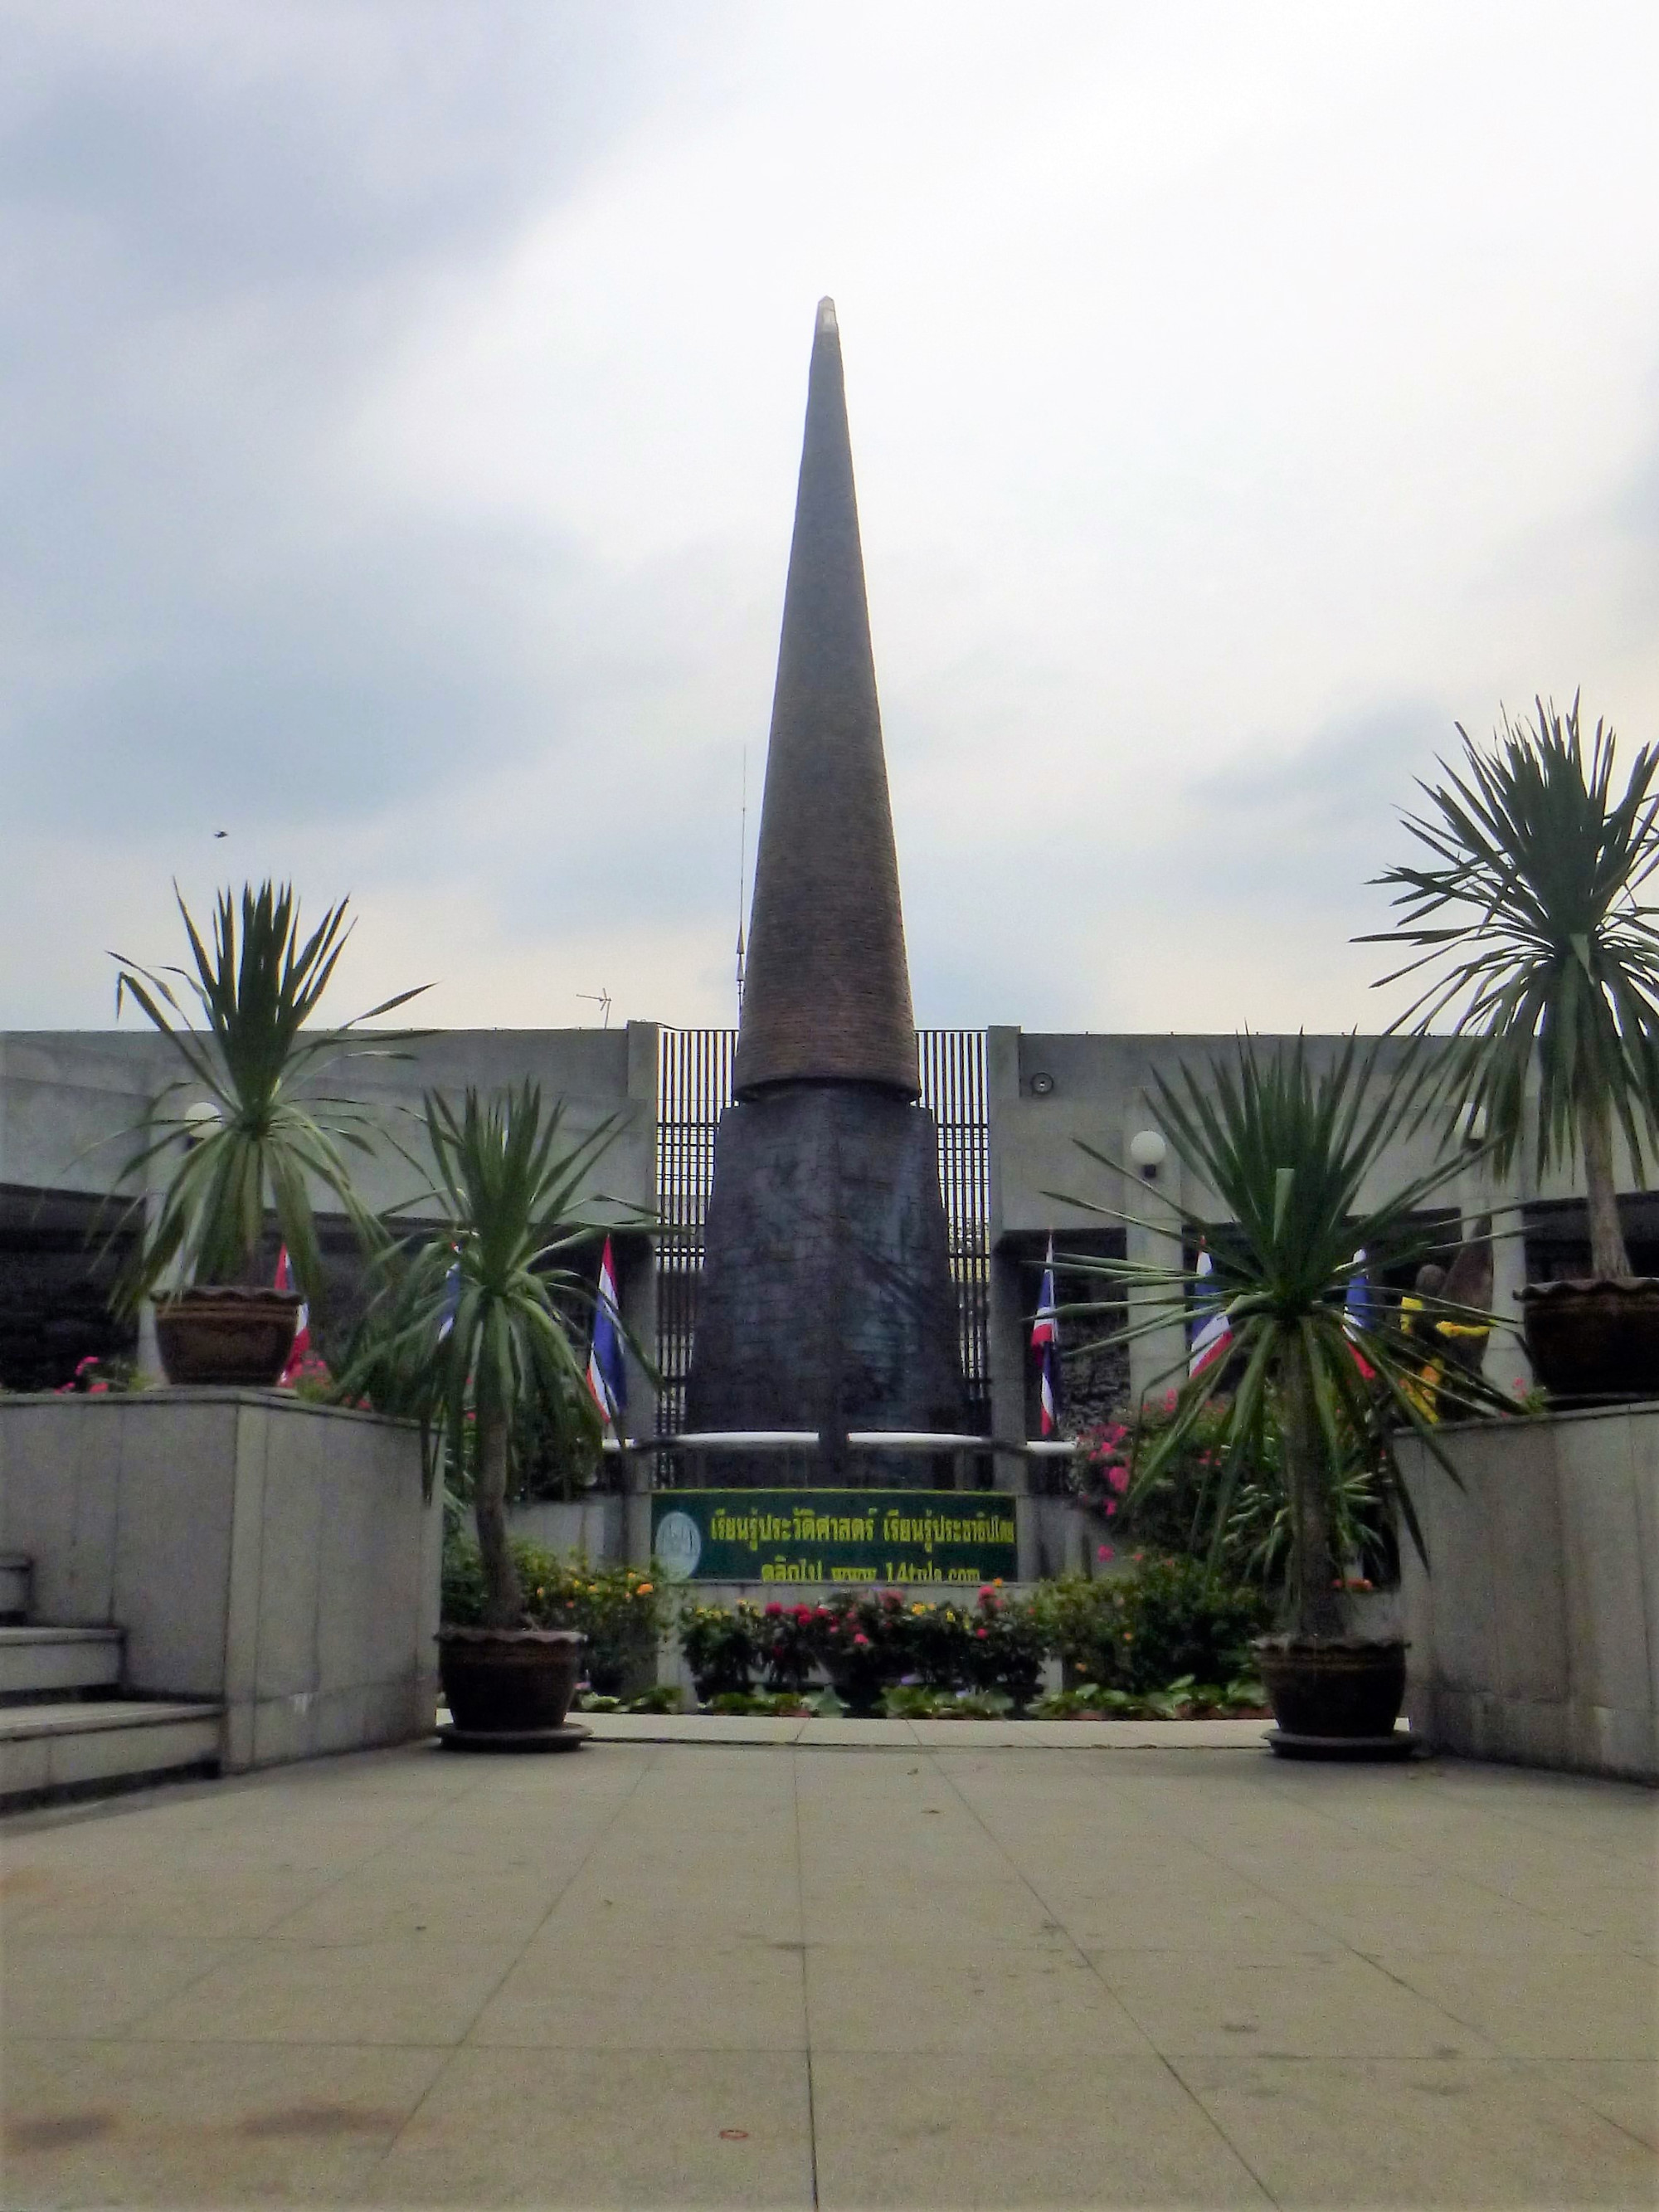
[651,1489,1019,1586]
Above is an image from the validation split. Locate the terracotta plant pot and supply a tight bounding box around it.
[1255,1636,1408,1738]
[154,1287,301,1388]
[1519,1278,1659,1400]
[437,1626,585,1733]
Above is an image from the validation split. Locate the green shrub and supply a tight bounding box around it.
[958,1586,1047,1707]
[441,1537,666,1693]
[751,1600,820,1691]
[1035,1557,1267,1695]
[679,1601,760,1699]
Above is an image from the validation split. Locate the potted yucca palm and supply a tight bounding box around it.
[109,882,425,1385]
[1059,1036,1520,1749]
[338,1084,641,1742]
[1365,695,1659,1396]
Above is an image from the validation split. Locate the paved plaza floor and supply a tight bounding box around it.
[1,1736,1655,2208]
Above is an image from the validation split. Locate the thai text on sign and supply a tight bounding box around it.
[650,1489,1019,1586]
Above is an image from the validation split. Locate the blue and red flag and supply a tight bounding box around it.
[1189,1244,1233,1378]
[1344,1247,1378,1382]
[1031,1235,1060,1436]
[274,1245,311,1384]
[586,1236,627,1437]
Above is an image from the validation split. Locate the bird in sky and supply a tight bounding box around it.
[213,830,227,839]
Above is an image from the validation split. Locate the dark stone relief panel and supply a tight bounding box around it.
[685,1084,966,1486]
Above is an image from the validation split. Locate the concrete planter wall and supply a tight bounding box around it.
[0,1391,441,1772]
[1397,1404,1659,1784]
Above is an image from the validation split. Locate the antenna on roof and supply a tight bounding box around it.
[577,989,612,1030]
[735,747,749,1021]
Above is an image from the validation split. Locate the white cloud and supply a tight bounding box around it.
[4,0,1657,1037]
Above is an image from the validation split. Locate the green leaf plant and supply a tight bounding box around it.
[1050,1036,1525,1643]
[335,1084,650,1630]
[107,881,428,1314]
[1362,694,1659,1279]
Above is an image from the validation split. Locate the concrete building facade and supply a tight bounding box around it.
[6,1018,1657,1459]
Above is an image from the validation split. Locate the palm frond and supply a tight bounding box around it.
[1053,1036,1529,1636]
[106,881,430,1311]
[1360,696,1659,1206]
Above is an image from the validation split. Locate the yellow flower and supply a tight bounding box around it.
[911,1603,927,1615]
[637,1582,654,1596]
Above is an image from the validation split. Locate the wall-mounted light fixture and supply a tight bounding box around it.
[1128,1128,1167,1180]
[182,1102,221,1149]
[1028,1071,1055,1097]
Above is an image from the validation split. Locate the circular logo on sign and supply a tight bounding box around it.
[654,1510,703,1581]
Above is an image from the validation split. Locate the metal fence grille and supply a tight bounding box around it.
[654,1027,991,1438]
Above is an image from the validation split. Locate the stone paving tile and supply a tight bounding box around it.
[1541,2059,1659,2151]
[0,1934,254,2038]
[803,1939,1151,2056]
[364,2046,814,2206]
[1170,2053,1659,2207]
[1091,1947,1497,2060]
[129,1936,522,2046]
[468,1932,808,2051]
[2,1739,1657,2208]
[0,2035,449,2206]
[1375,1948,1657,2061]
[810,2050,1269,2207]
[1023,1880,1340,1956]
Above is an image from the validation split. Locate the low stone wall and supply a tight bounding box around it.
[0,1391,441,1771]
[1397,1403,1659,1783]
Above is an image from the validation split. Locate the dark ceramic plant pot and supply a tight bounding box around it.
[154,1288,301,1387]
[1519,1278,1659,1400]
[1255,1636,1408,1738]
[821,1654,888,1717]
[437,1627,585,1733]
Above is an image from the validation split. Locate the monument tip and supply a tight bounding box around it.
[815,295,838,334]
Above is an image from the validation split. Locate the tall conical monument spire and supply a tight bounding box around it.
[733,297,919,1101]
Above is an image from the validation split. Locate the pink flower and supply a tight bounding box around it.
[794,1606,813,1625]
[975,1627,989,1640]
[1107,1464,1130,1494]
[1162,1388,1178,1411]
[977,1585,994,1600]
[1097,1544,1115,1561]
[1105,1502,1118,1518]
[764,1601,783,1617]
[853,1633,870,1648]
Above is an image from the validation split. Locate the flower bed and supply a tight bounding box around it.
[440,1533,1274,1719]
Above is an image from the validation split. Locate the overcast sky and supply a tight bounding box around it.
[3,1,1656,1038]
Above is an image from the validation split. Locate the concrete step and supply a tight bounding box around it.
[0,1699,222,1809]
[0,1553,31,1623]
[0,1625,123,1698]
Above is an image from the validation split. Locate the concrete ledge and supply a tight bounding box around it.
[0,1393,442,1776]
[578,1713,1276,1750]
[1399,1406,1659,1784]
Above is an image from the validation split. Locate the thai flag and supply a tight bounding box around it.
[1031,1235,1060,1437]
[586,1236,627,1437]
[436,1258,461,1343]
[274,1245,311,1383]
[1189,1244,1233,1378]
[1344,1247,1377,1381]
